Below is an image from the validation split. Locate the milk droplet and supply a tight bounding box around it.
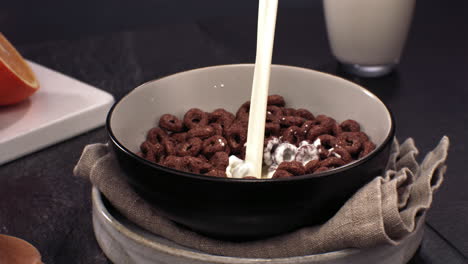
[218,138,225,146]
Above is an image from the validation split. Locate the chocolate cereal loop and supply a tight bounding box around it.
[320,157,346,168]
[267,94,286,107]
[331,146,352,163]
[305,159,320,174]
[276,161,306,176]
[280,116,305,127]
[139,94,376,178]
[209,152,230,170]
[146,127,168,144]
[209,109,235,130]
[170,132,187,143]
[176,137,203,157]
[161,138,177,156]
[282,107,296,116]
[306,126,330,142]
[187,126,215,139]
[295,109,315,120]
[184,156,212,174]
[265,122,281,138]
[359,140,376,158]
[236,101,250,120]
[159,114,184,132]
[205,169,227,178]
[317,134,337,149]
[267,105,283,118]
[202,135,230,157]
[183,108,209,129]
[337,132,363,155]
[282,126,304,146]
[340,119,360,132]
[272,169,294,179]
[314,167,330,174]
[226,125,247,154]
[163,156,185,171]
[209,123,224,136]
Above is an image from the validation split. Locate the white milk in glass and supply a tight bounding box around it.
[324,0,415,76]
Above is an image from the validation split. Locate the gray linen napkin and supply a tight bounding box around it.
[74,137,449,258]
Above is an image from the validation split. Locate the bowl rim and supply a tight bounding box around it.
[106,64,395,183]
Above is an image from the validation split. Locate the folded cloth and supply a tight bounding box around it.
[74,137,449,258]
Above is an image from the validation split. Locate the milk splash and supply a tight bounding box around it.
[226,137,323,179]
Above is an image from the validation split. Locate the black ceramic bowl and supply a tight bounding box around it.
[106,64,395,240]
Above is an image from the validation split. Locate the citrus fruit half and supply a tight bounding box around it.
[0,33,39,106]
[0,234,43,264]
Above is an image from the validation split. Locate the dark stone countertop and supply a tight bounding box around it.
[0,1,467,263]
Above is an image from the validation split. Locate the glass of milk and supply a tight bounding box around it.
[323,0,415,77]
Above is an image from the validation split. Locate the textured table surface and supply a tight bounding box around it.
[0,0,467,263]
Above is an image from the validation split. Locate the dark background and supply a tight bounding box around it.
[1,0,467,263]
[2,0,315,45]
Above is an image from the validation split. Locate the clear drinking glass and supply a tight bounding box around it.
[323,0,416,77]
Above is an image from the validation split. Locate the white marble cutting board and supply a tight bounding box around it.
[0,61,114,166]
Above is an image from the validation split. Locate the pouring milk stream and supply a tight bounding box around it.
[226,0,278,179]
[225,0,323,179]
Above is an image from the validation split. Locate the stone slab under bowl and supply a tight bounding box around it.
[92,187,424,264]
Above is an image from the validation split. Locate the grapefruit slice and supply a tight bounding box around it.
[0,33,39,106]
[0,234,43,264]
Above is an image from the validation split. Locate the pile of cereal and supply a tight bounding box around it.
[138,95,375,178]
